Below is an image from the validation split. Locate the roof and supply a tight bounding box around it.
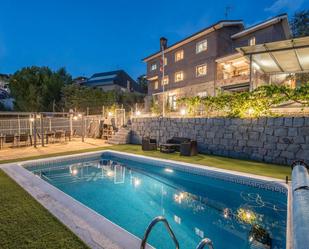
[231,13,290,39]
[143,20,244,62]
[85,71,119,86]
[237,36,309,73]
[83,70,143,92]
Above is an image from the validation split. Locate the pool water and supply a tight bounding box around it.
[28,153,287,249]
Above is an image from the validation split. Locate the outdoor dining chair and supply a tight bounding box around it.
[17,133,29,147]
[4,134,15,147]
[54,131,64,143]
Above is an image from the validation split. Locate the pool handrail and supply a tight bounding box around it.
[140,216,179,249]
[196,238,215,249]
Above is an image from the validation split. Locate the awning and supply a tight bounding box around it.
[237,36,309,74]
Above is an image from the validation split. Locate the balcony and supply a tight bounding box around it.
[216,53,251,91]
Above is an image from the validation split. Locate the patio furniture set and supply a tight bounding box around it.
[0,130,71,149]
[142,136,198,156]
[0,133,33,149]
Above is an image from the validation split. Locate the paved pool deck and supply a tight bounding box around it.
[0,138,111,162]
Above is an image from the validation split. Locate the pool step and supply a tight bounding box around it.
[107,127,131,145]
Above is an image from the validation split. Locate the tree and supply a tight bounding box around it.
[290,10,309,38]
[61,85,145,113]
[290,10,309,85]
[9,66,72,112]
[136,75,148,93]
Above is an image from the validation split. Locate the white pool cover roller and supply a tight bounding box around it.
[292,162,309,249]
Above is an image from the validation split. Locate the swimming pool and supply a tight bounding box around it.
[25,151,287,249]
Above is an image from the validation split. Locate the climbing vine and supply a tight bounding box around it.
[176,83,309,118]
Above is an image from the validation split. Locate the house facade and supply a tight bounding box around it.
[143,14,291,111]
[82,70,143,93]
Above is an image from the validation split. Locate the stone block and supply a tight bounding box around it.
[299,127,309,136]
[265,127,274,135]
[224,133,233,139]
[247,140,263,148]
[249,132,259,140]
[277,143,288,150]
[284,117,293,127]
[274,128,288,137]
[288,128,298,137]
[274,117,284,126]
[293,117,305,127]
[266,118,274,126]
[286,144,300,153]
[296,149,309,160]
[293,136,305,144]
[266,135,279,143]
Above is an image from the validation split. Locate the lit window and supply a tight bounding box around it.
[151,63,157,71]
[154,81,159,89]
[197,91,207,97]
[168,95,177,110]
[196,39,207,53]
[174,71,184,82]
[196,64,207,77]
[162,75,169,85]
[175,50,184,62]
[249,37,256,46]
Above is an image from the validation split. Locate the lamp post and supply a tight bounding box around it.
[160,37,167,117]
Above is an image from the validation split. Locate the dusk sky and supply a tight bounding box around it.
[0,0,308,80]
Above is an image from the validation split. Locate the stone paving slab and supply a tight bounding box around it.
[0,138,111,162]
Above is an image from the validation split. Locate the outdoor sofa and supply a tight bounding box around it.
[160,137,198,156]
[142,137,157,151]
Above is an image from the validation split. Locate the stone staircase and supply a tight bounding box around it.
[107,126,131,145]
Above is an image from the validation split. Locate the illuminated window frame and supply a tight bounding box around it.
[162,75,169,85]
[249,37,256,46]
[174,71,184,82]
[175,50,184,62]
[154,81,159,89]
[196,39,207,53]
[196,64,207,77]
[151,63,157,71]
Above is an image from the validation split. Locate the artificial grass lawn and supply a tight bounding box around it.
[0,170,89,249]
[0,144,290,179]
[108,145,291,180]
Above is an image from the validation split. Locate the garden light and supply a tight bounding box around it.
[248,107,254,116]
[136,110,141,116]
[180,109,186,116]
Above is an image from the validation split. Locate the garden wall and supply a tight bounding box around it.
[130,117,309,165]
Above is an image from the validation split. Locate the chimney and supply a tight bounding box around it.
[160,37,168,51]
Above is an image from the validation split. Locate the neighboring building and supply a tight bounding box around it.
[143,14,291,111]
[0,74,13,110]
[82,70,143,93]
[0,73,10,93]
[72,76,88,85]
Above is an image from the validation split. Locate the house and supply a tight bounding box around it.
[143,14,291,111]
[82,70,143,93]
[0,73,10,93]
[72,76,88,85]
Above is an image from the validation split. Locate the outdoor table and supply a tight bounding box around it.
[14,134,33,147]
[45,131,55,144]
[159,144,177,153]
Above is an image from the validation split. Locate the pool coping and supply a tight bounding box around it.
[0,149,292,249]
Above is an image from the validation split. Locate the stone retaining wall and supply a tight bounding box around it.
[130,117,309,165]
